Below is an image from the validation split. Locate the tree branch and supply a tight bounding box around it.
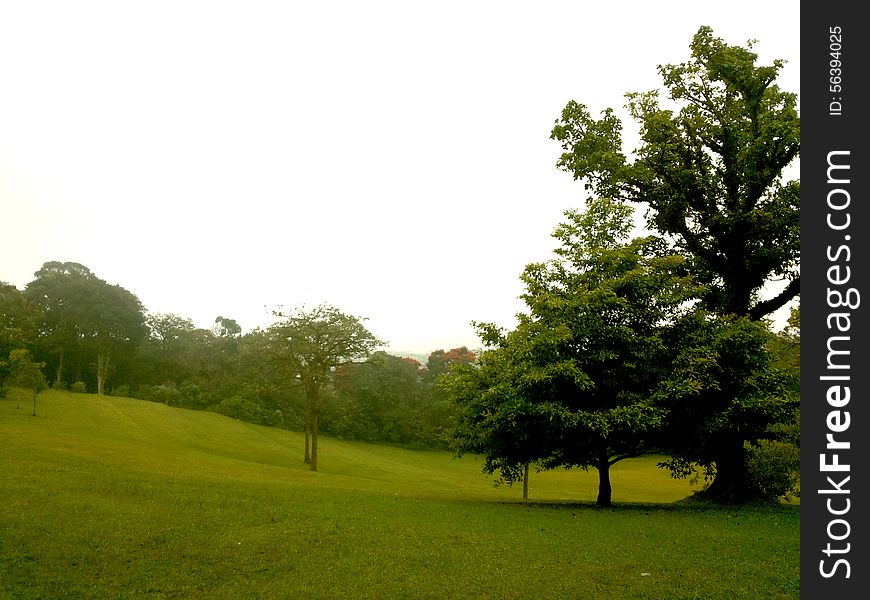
[749,277,800,321]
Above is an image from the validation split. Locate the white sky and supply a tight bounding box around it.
[0,1,800,354]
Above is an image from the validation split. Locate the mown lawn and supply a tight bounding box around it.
[0,391,799,599]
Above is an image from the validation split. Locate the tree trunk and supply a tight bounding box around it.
[55,349,64,388]
[702,440,763,503]
[310,411,319,472]
[522,461,530,500]
[596,454,612,508]
[96,354,110,395]
[304,409,311,464]
[32,391,38,417]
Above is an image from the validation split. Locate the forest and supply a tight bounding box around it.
[0,266,475,452]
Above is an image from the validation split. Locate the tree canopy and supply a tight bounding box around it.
[549,26,800,502]
[444,198,700,506]
[23,261,146,394]
[551,26,799,321]
[268,304,383,471]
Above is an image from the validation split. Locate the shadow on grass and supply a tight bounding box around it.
[488,495,801,515]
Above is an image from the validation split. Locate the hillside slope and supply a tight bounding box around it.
[0,392,802,600]
[1,390,697,503]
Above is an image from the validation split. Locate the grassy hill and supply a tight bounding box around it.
[1,390,799,599]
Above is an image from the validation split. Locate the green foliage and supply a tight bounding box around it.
[109,384,131,397]
[655,313,798,500]
[70,381,87,393]
[23,261,146,394]
[268,303,383,470]
[142,383,184,406]
[211,395,275,426]
[444,198,702,506]
[767,304,800,385]
[213,315,242,338]
[550,27,800,502]
[551,26,799,320]
[5,348,48,414]
[146,312,197,350]
[0,282,39,362]
[332,351,438,446]
[746,440,800,502]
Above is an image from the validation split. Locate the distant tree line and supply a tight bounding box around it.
[0,263,476,454]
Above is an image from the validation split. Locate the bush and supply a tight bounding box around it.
[146,384,183,406]
[211,396,268,425]
[70,381,87,393]
[178,382,211,410]
[747,440,800,502]
[110,384,130,397]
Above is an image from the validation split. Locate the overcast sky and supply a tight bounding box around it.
[0,1,800,354]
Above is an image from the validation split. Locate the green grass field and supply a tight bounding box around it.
[0,391,799,599]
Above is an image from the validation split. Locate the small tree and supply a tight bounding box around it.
[268,304,383,471]
[442,322,571,501]
[7,349,48,415]
[1,282,39,361]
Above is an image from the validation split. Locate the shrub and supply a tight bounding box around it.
[211,396,267,425]
[70,381,87,393]
[110,385,131,397]
[747,440,800,502]
[147,384,183,406]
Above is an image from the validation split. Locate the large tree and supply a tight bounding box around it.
[550,26,799,320]
[24,262,146,393]
[549,27,799,501]
[84,281,147,395]
[268,304,382,471]
[146,312,197,353]
[655,312,797,501]
[444,198,699,506]
[24,262,95,386]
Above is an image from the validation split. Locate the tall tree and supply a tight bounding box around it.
[24,262,96,386]
[550,26,799,501]
[24,262,146,393]
[444,198,699,506]
[146,313,196,353]
[551,26,799,320]
[213,316,242,339]
[83,281,147,395]
[268,304,382,471]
